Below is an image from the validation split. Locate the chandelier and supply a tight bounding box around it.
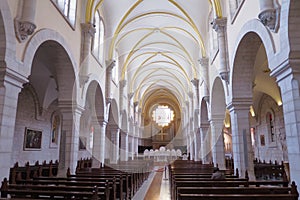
[152,105,175,127]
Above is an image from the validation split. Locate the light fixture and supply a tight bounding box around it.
[152,105,174,127]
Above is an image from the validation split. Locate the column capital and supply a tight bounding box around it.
[227,98,252,112]
[81,23,96,38]
[128,92,134,100]
[258,5,280,32]
[199,57,209,67]
[105,97,112,105]
[212,17,227,32]
[191,78,199,88]
[58,100,84,114]
[133,101,139,108]
[119,79,127,88]
[106,59,116,71]
[14,19,36,42]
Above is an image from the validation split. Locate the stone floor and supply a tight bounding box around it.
[133,165,171,200]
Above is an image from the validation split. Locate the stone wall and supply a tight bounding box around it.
[12,86,59,166]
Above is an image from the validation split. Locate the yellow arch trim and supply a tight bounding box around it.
[130,60,191,92]
[94,0,104,16]
[168,0,206,56]
[108,0,144,58]
[137,79,185,107]
[116,26,199,50]
[120,29,196,80]
[109,11,206,59]
[85,0,94,23]
[135,76,185,104]
[160,31,197,78]
[115,27,155,47]
[120,30,155,79]
[208,0,222,18]
[214,0,223,18]
[133,67,187,97]
[162,27,199,45]
[122,42,193,80]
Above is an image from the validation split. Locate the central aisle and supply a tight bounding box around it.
[133,164,171,200]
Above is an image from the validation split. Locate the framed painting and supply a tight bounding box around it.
[24,127,42,150]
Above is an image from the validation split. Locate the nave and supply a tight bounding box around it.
[133,164,171,200]
[1,1,300,199]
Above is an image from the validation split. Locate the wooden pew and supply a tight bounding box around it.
[176,182,299,200]
[1,177,109,200]
[33,175,122,200]
[9,160,58,184]
[74,159,152,199]
[178,193,298,200]
[72,168,130,199]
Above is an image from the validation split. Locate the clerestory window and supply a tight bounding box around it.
[92,11,105,64]
[51,0,77,27]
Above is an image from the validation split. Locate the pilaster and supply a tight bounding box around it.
[227,101,255,180]
[210,117,226,169]
[199,58,209,102]
[212,17,229,82]
[0,72,25,181]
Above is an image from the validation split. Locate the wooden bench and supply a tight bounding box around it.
[74,159,152,199]
[1,177,109,200]
[9,160,58,184]
[177,183,298,200]
[178,193,298,200]
[34,175,123,200]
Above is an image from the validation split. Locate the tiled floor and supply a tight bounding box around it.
[133,165,171,200]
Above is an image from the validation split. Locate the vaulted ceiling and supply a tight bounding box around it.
[87,0,221,112]
[84,0,282,121]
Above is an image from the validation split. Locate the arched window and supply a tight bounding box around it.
[266,112,275,143]
[92,11,104,64]
[51,0,77,26]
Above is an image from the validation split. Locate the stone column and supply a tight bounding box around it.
[119,80,126,111]
[131,123,136,160]
[91,117,101,168]
[258,0,279,32]
[99,120,107,167]
[200,123,211,163]
[110,126,120,164]
[199,58,209,101]
[212,18,229,82]
[59,103,83,174]
[189,132,195,161]
[210,117,226,169]
[79,23,96,85]
[134,124,139,155]
[0,71,25,181]
[91,118,107,168]
[120,130,129,161]
[15,0,37,42]
[273,63,300,185]
[227,102,255,180]
[105,60,116,101]
[194,128,201,161]
[191,78,199,107]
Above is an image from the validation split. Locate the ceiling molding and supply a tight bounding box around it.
[131,65,189,95]
[120,30,197,79]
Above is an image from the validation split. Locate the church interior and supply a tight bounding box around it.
[0,0,300,199]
